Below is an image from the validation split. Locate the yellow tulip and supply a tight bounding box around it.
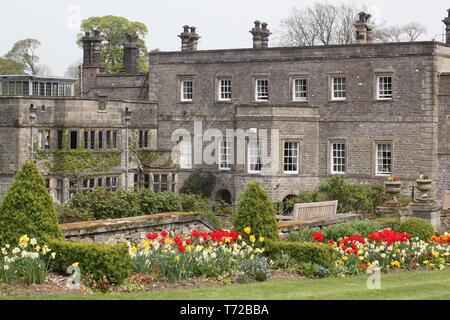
[249,235,256,243]
[244,228,251,234]
[259,237,265,243]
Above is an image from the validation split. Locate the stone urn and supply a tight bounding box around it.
[385,181,402,196]
[416,179,433,193]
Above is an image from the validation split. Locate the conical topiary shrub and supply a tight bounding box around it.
[233,181,279,240]
[0,159,63,246]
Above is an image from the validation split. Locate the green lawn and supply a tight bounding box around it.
[5,269,450,300]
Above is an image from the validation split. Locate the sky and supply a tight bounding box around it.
[0,0,448,76]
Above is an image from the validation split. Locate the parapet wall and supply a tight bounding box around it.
[60,212,218,244]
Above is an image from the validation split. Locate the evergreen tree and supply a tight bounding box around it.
[233,181,279,240]
[0,160,62,246]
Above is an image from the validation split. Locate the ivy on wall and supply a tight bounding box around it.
[35,129,122,178]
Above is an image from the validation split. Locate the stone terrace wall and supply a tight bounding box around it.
[60,212,218,244]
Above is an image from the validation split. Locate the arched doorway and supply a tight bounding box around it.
[282,194,298,215]
[216,189,232,205]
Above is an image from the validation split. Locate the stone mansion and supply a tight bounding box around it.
[0,10,450,206]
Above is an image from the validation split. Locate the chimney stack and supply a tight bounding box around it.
[354,12,374,44]
[178,26,201,51]
[122,33,140,73]
[82,30,104,66]
[443,9,450,44]
[250,21,271,48]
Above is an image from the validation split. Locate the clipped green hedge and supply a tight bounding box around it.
[397,218,435,241]
[266,241,335,267]
[46,239,131,285]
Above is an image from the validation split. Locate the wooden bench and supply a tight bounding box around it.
[276,201,338,222]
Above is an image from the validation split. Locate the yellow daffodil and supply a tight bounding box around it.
[130,247,137,254]
[259,237,265,243]
[165,238,173,245]
[51,252,56,260]
[423,260,430,265]
[390,261,401,268]
[249,235,256,243]
[432,252,440,258]
[337,260,343,265]
[174,255,180,262]
[244,228,252,234]
[35,245,41,252]
[342,256,348,261]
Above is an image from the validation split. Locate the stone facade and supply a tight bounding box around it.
[148,40,450,204]
[1,10,450,209]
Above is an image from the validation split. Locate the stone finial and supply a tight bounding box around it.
[355,12,374,44]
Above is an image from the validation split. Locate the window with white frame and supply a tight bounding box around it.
[218,79,232,101]
[331,77,346,100]
[376,143,392,176]
[377,76,393,100]
[255,79,269,101]
[331,143,346,174]
[283,142,299,174]
[293,78,308,102]
[219,140,232,170]
[180,138,193,169]
[248,138,262,173]
[181,79,193,102]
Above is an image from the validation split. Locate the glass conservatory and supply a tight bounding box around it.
[0,75,76,97]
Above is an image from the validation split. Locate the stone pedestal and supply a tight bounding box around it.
[410,202,442,231]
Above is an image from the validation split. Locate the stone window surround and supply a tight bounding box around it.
[216,77,233,103]
[178,76,195,103]
[373,140,394,177]
[289,75,309,103]
[329,74,347,101]
[374,72,395,101]
[282,139,301,175]
[247,133,263,174]
[328,139,348,175]
[253,76,270,102]
[218,139,233,171]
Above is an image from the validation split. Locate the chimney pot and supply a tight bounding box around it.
[443,9,450,44]
[355,12,373,44]
[254,21,261,28]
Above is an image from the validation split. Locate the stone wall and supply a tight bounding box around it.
[60,212,218,244]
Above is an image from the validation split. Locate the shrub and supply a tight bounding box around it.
[57,204,94,223]
[286,220,381,243]
[265,241,335,267]
[291,176,386,214]
[322,220,381,241]
[233,181,278,240]
[318,175,385,213]
[397,218,435,241]
[286,227,320,243]
[139,190,183,215]
[68,188,141,220]
[297,262,321,278]
[180,193,210,212]
[182,172,217,198]
[47,239,131,285]
[0,160,63,246]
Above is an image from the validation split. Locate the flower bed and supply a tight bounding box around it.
[311,231,450,275]
[128,228,268,282]
[0,235,56,285]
